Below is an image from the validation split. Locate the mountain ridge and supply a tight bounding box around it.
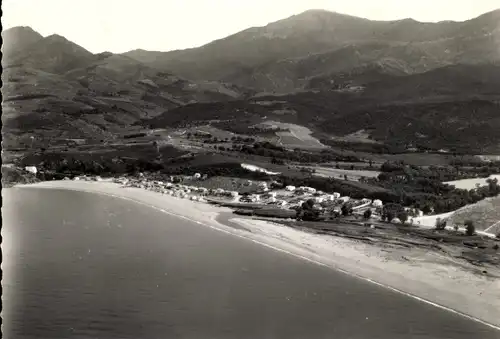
[122,8,500,86]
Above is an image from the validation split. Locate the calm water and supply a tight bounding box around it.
[2,188,499,339]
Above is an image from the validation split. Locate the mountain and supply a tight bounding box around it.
[3,9,500,154]
[123,9,500,91]
[2,26,44,62]
[4,33,98,74]
[2,29,251,151]
[144,63,500,154]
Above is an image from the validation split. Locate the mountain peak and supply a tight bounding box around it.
[45,34,71,43]
[3,26,39,34]
[2,26,44,60]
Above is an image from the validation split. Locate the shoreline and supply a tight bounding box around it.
[11,180,500,329]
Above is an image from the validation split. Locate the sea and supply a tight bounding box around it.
[2,187,499,339]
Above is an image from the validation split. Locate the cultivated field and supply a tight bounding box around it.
[445,174,500,190]
[309,166,381,181]
[329,129,381,144]
[260,121,328,150]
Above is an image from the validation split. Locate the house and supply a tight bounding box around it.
[24,166,37,175]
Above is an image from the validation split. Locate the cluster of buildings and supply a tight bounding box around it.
[67,173,388,218]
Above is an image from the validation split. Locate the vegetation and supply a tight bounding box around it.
[235,141,361,163]
[296,199,322,221]
[397,211,409,224]
[465,220,476,236]
[370,161,500,214]
[435,218,448,230]
[2,166,39,187]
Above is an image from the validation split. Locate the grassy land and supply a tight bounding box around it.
[449,196,500,231]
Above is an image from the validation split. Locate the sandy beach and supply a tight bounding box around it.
[15,180,500,329]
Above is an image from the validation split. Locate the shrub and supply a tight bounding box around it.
[465,220,475,236]
[384,211,395,223]
[341,204,353,216]
[435,218,447,230]
[363,209,372,219]
[397,211,409,224]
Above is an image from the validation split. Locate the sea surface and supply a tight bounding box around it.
[3,188,499,339]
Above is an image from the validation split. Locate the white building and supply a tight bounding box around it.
[24,166,37,175]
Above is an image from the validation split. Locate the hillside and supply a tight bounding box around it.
[4,10,500,156]
[1,29,251,152]
[144,64,500,154]
[2,26,44,62]
[5,33,98,74]
[123,9,500,90]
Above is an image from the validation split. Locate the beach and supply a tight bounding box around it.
[15,180,500,329]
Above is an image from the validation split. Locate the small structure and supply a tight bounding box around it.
[314,196,325,203]
[215,188,225,195]
[258,182,268,190]
[285,185,296,192]
[24,166,37,175]
[250,194,261,202]
[372,199,383,208]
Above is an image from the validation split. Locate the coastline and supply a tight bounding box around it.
[12,180,500,329]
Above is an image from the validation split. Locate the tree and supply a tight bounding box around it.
[305,199,315,210]
[341,204,350,216]
[435,218,447,230]
[397,211,409,224]
[363,209,372,220]
[465,220,475,236]
[422,204,433,215]
[385,211,395,223]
